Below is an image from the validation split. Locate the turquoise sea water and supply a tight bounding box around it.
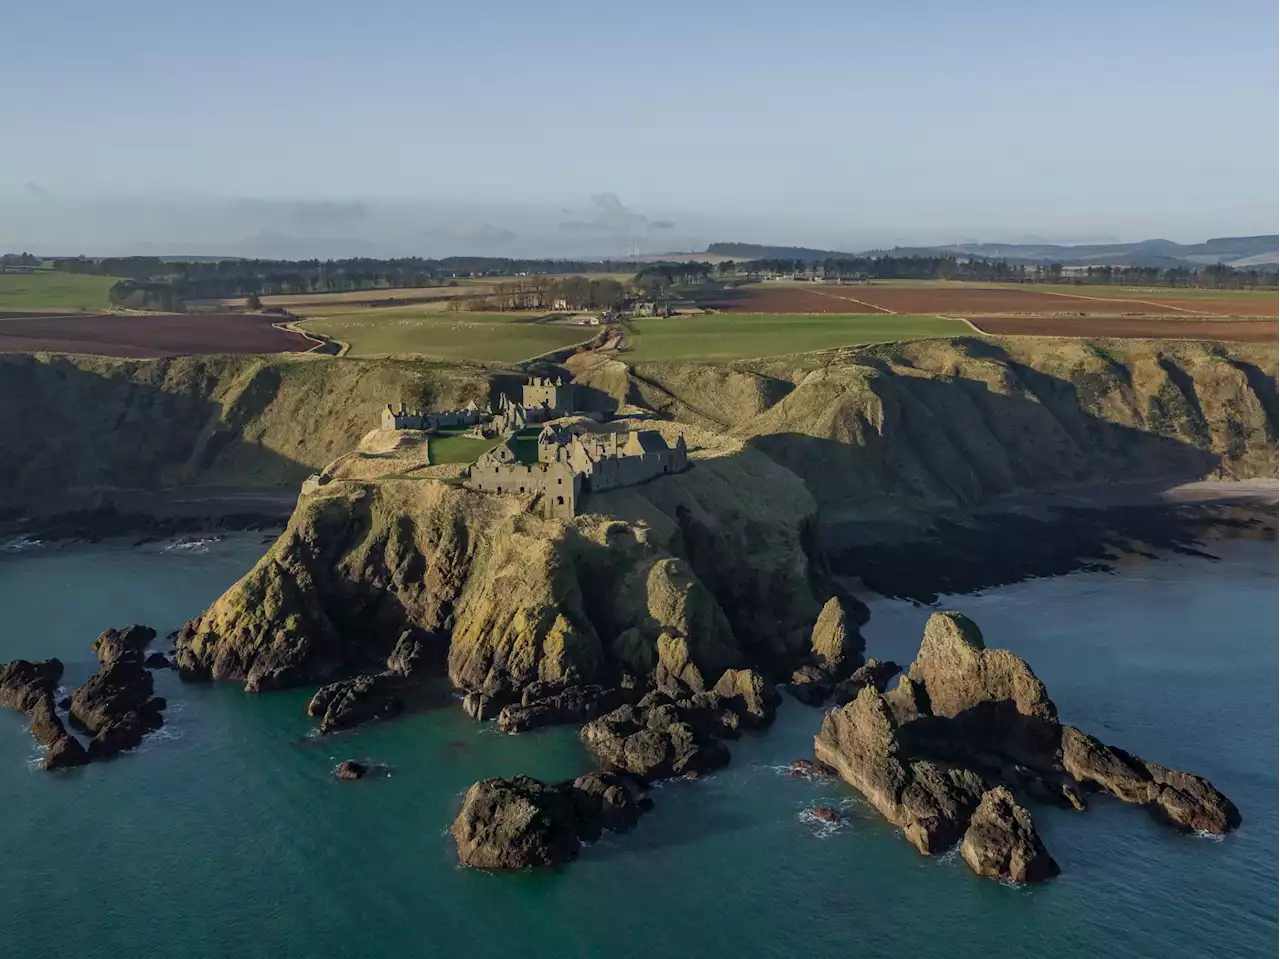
[0,535,1275,959]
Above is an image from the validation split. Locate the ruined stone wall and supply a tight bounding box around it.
[465,461,579,518]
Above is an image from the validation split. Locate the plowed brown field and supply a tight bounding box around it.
[968,316,1278,343]
[0,312,316,357]
[1056,293,1277,316]
[699,286,886,314]
[816,285,1199,315]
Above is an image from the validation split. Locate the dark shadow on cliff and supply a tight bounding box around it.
[740,339,1276,603]
[0,353,311,536]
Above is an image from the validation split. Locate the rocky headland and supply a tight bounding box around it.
[9,336,1271,870]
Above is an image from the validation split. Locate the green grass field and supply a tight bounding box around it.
[0,272,119,311]
[622,313,971,362]
[428,426,540,465]
[300,309,593,362]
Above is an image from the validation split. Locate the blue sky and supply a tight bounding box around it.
[1,0,1276,256]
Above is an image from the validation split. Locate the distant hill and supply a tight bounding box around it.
[706,236,1277,269]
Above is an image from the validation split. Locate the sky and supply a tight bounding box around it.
[1,0,1276,257]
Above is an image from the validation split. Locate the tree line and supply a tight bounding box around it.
[450,276,629,312]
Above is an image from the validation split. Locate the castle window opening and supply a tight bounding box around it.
[557,496,565,506]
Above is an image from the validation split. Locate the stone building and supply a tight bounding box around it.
[381,400,487,431]
[463,425,688,518]
[522,376,577,416]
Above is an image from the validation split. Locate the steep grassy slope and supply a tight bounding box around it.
[0,353,492,514]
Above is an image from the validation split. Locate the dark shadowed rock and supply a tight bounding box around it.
[960,786,1060,883]
[452,774,583,869]
[809,807,842,824]
[833,659,901,704]
[91,625,157,664]
[569,771,642,841]
[580,703,730,782]
[496,684,623,734]
[788,758,836,778]
[69,657,166,758]
[1,659,91,770]
[786,665,833,706]
[143,652,171,669]
[1061,725,1241,834]
[335,759,369,780]
[307,673,405,733]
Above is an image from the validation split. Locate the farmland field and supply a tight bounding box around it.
[621,313,971,362]
[0,312,316,357]
[299,309,594,362]
[0,272,119,312]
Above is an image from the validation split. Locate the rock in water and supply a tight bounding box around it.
[567,771,642,841]
[580,702,730,782]
[69,657,166,758]
[307,673,405,734]
[0,659,89,770]
[809,807,842,824]
[813,611,1241,882]
[335,759,368,780]
[91,625,157,664]
[1060,725,1241,834]
[960,786,1059,883]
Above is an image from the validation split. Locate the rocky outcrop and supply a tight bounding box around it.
[1060,725,1241,834]
[91,625,157,664]
[580,700,731,782]
[814,612,1239,882]
[960,786,1060,883]
[335,759,369,780]
[69,657,166,759]
[451,771,645,869]
[307,673,405,734]
[711,668,778,729]
[785,596,873,706]
[0,658,89,770]
[833,659,901,704]
[496,683,624,734]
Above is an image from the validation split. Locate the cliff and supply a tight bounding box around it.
[174,448,825,694]
[0,352,492,516]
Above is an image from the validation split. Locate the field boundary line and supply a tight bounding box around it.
[1027,287,1203,315]
[806,287,897,314]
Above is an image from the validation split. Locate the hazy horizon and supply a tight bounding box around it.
[3,0,1276,258]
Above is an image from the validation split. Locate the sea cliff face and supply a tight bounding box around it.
[174,448,825,694]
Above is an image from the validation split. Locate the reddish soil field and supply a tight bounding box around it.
[0,312,316,358]
[699,286,886,314]
[817,285,1204,315]
[1084,294,1277,317]
[968,316,1278,343]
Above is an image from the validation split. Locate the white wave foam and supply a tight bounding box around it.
[162,536,222,554]
[2,536,44,553]
[797,807,846,838]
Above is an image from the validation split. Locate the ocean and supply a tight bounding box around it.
[0,533,1275,959]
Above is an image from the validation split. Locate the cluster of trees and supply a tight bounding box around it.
[1,252,40,271]
[451,276,629,312]
[50,255,635,309]
[1066,263,1276,290]
[633,262,716,296]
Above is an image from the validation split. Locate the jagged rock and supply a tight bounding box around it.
[5,663,91,771]
[788,759,835,778]
[786,665,833,706]
[810,596,858,672]
[568,771,642,841]
[813,613,1240,881]
[809,807,842,824]
[451,771,650,869]
[1061,725,1240,834]
[654,632,705,694]
[386,629,434,677]
[712,668,779,728]
[335,759,368,780]
[91,625,157,664]
[143,652,171,669]
[580,703,730,782]
[814,685,986,854]
[307,673,404,734]
[69,656,166,758]
[832,659,901,704]
[960,786,1059,883]
[496,684,622,734]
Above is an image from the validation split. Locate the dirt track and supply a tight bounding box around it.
[0,312,316,357]
[968,315,1278,343]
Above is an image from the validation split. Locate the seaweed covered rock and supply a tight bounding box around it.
[960,786,1060,883]
[451,771,646,869]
